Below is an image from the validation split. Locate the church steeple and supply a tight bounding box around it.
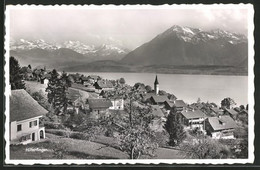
[154,75,159,85]
[154,75,159,95]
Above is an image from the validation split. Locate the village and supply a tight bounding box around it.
[9,61,249,159]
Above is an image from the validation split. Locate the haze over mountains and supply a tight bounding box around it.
[10,39,129,67]
[10,25,248,75]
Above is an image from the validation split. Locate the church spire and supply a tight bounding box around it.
[154,75,159,85]
[154,75,159,95]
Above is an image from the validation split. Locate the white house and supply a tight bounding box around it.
[205,115,237,139]
[179,109,206,131]
[10,89,47,145]
[109,98,124,110]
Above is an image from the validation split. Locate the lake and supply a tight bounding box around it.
[72,72,248,106]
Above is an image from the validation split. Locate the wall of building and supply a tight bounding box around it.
[11,116,43,143]
[110,99,124,110]
[10,121,17,140]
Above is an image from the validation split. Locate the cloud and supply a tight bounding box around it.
[9,6,250,49]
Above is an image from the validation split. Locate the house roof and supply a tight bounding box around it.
[95,80,113,88]
[164,100,175,108]
[88,75,99,80]
[10,89,48,122]
[174,100,186,108]
[211,107,224,113]
[151,105,164,117]
[88,98,112,109]
[225,108,238,115]
[151,95,169,103]
[239,109,248,114]
[81,76,88,81]
[181,109,206,119]
[67,88,81,102]
[141,93,156,101]
[207,115,237,131]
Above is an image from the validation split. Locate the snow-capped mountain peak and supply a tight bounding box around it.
[10,39,59,51]
[10,38,129,59]
[159,25,246,44]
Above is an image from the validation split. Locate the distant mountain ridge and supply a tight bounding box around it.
[10,39,130,68]
[10,25,248,75]
[121,25,248,68]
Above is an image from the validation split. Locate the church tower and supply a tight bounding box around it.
[154,75,159,95]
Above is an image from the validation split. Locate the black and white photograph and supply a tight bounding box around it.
[4,4,254,164]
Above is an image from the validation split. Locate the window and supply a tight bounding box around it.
[29,120,38,128]
[34,120,37,126]
[17,124,22,132]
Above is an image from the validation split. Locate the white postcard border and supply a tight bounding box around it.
[4,4,255,165]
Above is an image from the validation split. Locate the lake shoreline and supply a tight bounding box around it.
[60,70,248,77]
[62,72,248,106]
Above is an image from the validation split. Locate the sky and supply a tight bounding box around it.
[8,6,249,50]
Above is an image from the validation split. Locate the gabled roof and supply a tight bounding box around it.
[88,75,100,80]
[207,115,237,131]
[151,95,169,103]
[174,100,186,108]
[239,109,248,114]
[165,100,175,108]
[225,108,238,116]
[10,89,48,122]
[181,109,206,119]
[211,107,224,113]
[95,80,113,88]
[88,98,112,109]
[141,93,156,101]
[151,105,164,117]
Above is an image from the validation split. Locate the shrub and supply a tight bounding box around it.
[151,131,169,147]
[105,128,114,137]
[46,129,69,137]
[69,132,86,140]
[44,122,65,129]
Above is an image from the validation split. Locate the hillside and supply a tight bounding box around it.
[121,25,248,68]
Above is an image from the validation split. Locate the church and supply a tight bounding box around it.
[141,75,169,105]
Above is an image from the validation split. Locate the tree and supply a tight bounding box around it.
[240,105,245,110]
[197,97,201,103]
[180,137,231,159]
[145,85,152,93]
[31,90,50,110]
[164,111,186,146]
[159,90,167,95]
[10,56,25,90]
[221,97,236,109]
[119,77,126,85]
[60,71,72,87]
[46,69,69,115]
[118,124,158,159]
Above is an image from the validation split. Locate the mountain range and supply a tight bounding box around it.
[10,25,248,75]
[10,39,129,68]
[121,25,248,67]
